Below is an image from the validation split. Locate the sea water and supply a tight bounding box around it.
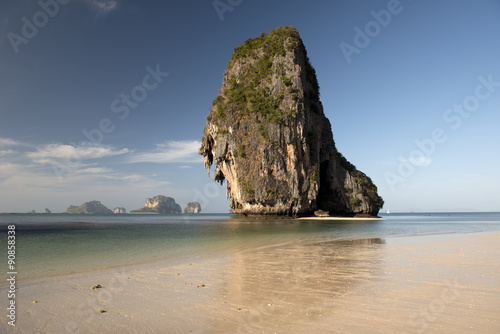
[1,212,499,280]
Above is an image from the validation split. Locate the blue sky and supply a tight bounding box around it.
[1,0,499,213]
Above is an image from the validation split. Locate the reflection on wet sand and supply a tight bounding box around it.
[211,237,386,333]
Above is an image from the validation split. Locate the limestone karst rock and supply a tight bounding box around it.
[183,202,202,214]
[113,207,127,214]
[200,26,383,216]
[132,195,182,214]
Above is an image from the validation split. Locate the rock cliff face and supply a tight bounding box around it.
[132,195,182,214]
[113,207,127,214]
[200,26,383,216]
[66,201,113,214]
[184,202,202,214]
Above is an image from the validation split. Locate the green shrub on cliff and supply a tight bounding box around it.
[311,166,318,182]
[212,26,316,127]
[352,171,385,208]
[350,198,361,207]
[229,26,301,67]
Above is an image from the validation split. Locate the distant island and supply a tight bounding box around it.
[184,202,202,214]
[200,26,383,217]
[19,197,202,215]
[66,201,113,214]
[131,195,182,214]
[113,207,127,214]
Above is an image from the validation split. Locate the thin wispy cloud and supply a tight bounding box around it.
[128,140,203,164]
[0,163,55,188]
[70,167,163,184]
[0,149,14,157]
[0,138,23,147]
[27,143,129,165]
[73,167,114,175]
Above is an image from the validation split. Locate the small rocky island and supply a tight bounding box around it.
[113,207,127,214]
[131,195,182,214]
[66,201,113,214]
[200,26,383,217]
[184,202,202,214]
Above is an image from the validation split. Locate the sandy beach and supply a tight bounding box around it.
[2,231,500,333]
[297,216,383,221]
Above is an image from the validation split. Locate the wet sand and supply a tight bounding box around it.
[1,232,499,333]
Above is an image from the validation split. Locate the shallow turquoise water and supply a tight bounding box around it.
[1,212,499,280]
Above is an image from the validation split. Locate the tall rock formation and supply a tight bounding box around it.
[200,26,383,216]
[184,202,202,214]
[113,207,127,214]
[131,195,182,214]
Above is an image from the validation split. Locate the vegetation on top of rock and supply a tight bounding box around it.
[337,151,356,172]
[229,26,301,66]
[65,201,113,214]
[209,26,320,127]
